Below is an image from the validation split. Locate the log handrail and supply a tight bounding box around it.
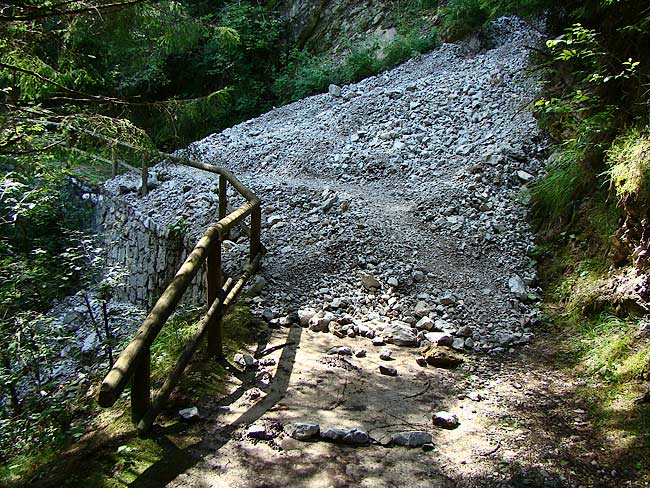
[37,119,266,432]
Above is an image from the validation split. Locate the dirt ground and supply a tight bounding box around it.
[116,324,646,488]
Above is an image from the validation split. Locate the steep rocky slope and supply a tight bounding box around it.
[107,16,545,354]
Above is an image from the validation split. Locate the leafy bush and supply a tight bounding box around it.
[274,29,439,105]
[443,0,495,39]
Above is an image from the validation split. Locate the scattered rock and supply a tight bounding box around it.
[234,353,258,369]
[432,411,459,429]
[360,272,381,290]
[468,391,483,402]
[391,431,433,447]
[414,301,432,318]
[329,84,342,97]
[379,364,398,376]
[320,427,369,445]
[382,322,418,346]
[247,423,274,440]
[516,170,534,182]
[179,407,199,421]
[421,345,463,368]
[285,422,320,441]
[379,348,393,360]
[508,275,527,299]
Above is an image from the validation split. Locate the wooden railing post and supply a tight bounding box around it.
[111,147,118,178]
[131,346,151,424]
[207,239,223,358]
[141,155,148,197]
[219,174,227,221]
[250,205,261,264]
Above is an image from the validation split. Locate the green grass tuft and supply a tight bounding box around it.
[607,127,650,207]
[530,145,586,222]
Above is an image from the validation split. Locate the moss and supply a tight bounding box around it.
[607,127,650,207]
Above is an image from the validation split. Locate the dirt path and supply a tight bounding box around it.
[122,327,622,488]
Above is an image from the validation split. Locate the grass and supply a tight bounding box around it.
[1,304,263,488]
[607,127,650,207]
[537,230,650,476]
[530,144,588,224]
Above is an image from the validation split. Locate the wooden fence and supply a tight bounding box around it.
[32,120,265,433]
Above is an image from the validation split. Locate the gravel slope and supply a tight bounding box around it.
[108,16,547,354]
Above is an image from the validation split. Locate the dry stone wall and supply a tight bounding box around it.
[98,190,207,307]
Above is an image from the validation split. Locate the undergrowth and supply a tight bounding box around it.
[0,305,262,487]
[273,28,439,105]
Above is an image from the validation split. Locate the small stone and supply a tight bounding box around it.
[267,214,285,226]
[456,325,473,337]
[414,301,432,318]
[421,345,463,368]
[432,411,459,429]
[415,317,435,330]
[248,276,267,296]
[328,346,352,356]
[372,337,386,346]
[308,313,332,332]
[179,406,199,420]
[379,348,393,360]
[439,293,455,306]
[321,427,369,445]
[412,270,425,282]
[261,309,275,322]
[451,337,465,351]
[508,275,527,299]
[387,277,399,287]
[468,391,483,402]
[360,272,381,290]
[298,308,317,327]
[379,364,398,376]
[247,424,273,440]
[285,422,320,441]
[234,353,258,369]
[516,170,534,182]
[354,348,367,358]
[415,356,427,367]
[329,84,342,97]
[391,431,432,447]
[382,322,418,346]
[424,332,454,347]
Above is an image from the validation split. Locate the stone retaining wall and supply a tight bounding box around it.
[98,192,206,308]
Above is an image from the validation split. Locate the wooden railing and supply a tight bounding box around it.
[31,120,265,433]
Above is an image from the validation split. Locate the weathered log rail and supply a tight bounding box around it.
[31,119,265,433]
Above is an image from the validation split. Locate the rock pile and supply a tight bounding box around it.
[104,17,546,354]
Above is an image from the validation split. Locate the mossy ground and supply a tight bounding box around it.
[535,207,650,482]
[0,305,263,488]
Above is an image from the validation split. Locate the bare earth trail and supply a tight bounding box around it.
[105,17,630,487]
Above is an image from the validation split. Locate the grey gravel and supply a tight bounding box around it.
[103,17,545,355]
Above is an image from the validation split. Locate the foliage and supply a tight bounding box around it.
[274,29,438,105]
[0,159,100,459]
[530,145,587,222]
[441,0,552,39]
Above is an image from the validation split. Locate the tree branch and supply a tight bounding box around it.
[0,61,127,105]
[0,0,148,21]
